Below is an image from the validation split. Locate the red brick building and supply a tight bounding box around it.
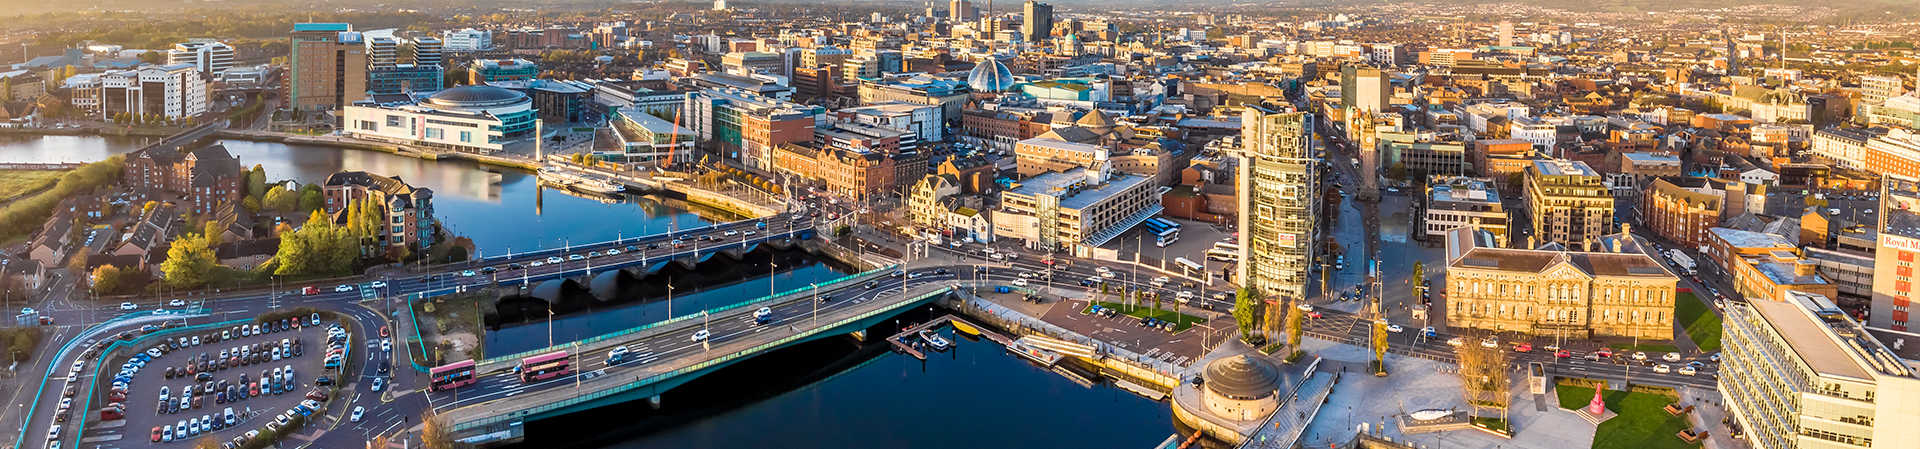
[1642,179,1722,247]
[321,171,437,252]
[124,143,243,215]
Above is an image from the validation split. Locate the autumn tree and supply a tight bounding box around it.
[1456,339,1513,422]
[420,410,458,449]
[162,234,217,288]
[90,264,121,295]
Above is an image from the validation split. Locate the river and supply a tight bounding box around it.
[0,134,1176,448]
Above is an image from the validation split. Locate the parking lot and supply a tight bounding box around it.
[80,313,354,447]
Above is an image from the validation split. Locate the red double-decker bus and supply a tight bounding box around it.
[519,351,572,383]
[428,360,478,392]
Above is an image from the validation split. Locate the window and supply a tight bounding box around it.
[425,128,444,139]
[460,131,472,142]
[392,226,404,234]
[386,115,404,127]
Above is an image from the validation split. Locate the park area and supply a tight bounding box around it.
[1557,383,1693,449]
[1674,292,1723,352]
[0,170,66,201]
[1082,301,1207,332]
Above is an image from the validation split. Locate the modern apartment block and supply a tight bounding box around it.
[1873,175,1920,331]
[1339,65,1389,114]
[441,28,493,52]
[1236,107,1319,302]
[73,64,208,119]
[1523,159,1614,248]
[468,59,540,84]
[1721,290,1920,449]
[993,168,1161,251]
[167,40,234,77]
[366,36,444,95]
[682,88,825,171]
[1422,177,1507,247]
[288,23,367,112]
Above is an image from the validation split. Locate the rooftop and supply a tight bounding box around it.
[1708,227,1797,250]
[1007,170,1152,211]
[1530,159,1597,177]
[1749,291,1912,382]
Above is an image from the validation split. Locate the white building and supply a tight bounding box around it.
[1423,177,1507,247]
[342,85,537,154]
[836,101,943,143]
[1720,290,1920,449]
[1811,128,1871,170]
[168,41,234,77]
[441,29,493,52]
[74,64,207,119]
[1508,116,1557,150]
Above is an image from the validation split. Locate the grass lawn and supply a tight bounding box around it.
[1557,385,1694,449]
[1675,292,1723,352]
[0,170,67,200]
[1471,416,1510,434]
[1084,301,1208,332]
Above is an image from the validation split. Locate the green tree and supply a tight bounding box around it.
[1232,287,1262,340]
[263,185,297,211]
[247,164,267,200]
[1386,162,1407,181]
[162,234,216,288]
[203,221,224,247]
[299,190,324,213]
[1804,196,1828,208]
[1411,261,1425,286]
[138,50,164,64]
[242,196,261,214]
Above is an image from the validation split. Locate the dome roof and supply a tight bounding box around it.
[1203,354,1281,400]
[967,58,1015,93]
[425,85,528,107]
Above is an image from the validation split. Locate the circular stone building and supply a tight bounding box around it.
[1201,354,1282,421]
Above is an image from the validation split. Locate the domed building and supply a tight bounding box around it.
[968,57,1016,93]
[343,84,539,153]
[1201,354,1282,421]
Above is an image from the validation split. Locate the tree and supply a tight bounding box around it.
[1456,339,1512,421]
[203,221,224,247]
[420,410,456,449]
[1232,287,1262,341]
[1386,162,1408,181]
[0,76,12,102]
[299,190,324,213]
[1411,261,1425,287]
[1371,320,1390,371]
[247,165,267,200]
[67,250,89,272]
[138,50,164,64]
[264,185,297,211]
[89,264,120,295]
[142,201,158,216]
[1286,305,1304,351]
[1804,196,1828,208]
[1504,172,1524,190]
[191,435,221,449]
[242,196,261,214]
[162,234,217,288]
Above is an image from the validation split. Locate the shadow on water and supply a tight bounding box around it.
[508,305,1177,449]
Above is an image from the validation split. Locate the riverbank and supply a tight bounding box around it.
[0,126,544,172]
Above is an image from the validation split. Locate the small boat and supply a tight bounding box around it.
[1008,337,1063,366]
[919,330,951,352]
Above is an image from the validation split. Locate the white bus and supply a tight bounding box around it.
[1205,248,1238,262]
[1174,257,1205,273]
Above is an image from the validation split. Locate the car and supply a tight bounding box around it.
[1662,352,1681,362]
[1632,351,1648,360]
[606,249,621,256]
[371,377,385,392]
[1297,303,1314,312]
[1421,327,1437,338]
[568,254,586,262]
[175,420,189,439]
[1513,343,1532,352]
[201,415,213,432]
[162,425,174,443]
[334,285,354,293]
[1386,324,1404,333]
[161,386,172,402]
[1678,366,1698,376]
[725,230,739,237]
[152,426,165,442]
[1710,353,1721,363]
[1595,348,1614,358]
[1556,350,1572,358]
[692,329,711,342]
[310,313,320,326]
[224,408,236,426]
[351,406,366,422]
[1480,337,1499,348]
[381,339,392,352]
[1653,364,1672,374]
[865,281,879,289]
[547,256,564,264]
[1011,278,1028,287]
[1447,337,1465,346]
[168,299,187,307]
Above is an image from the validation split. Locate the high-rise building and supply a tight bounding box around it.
[167,40,234,77]
[949,0,975,21]
[413,37,443,67]
[1022,1,1054,43]
[288,23,367,112]
[1522,160,1614,248]
[1721,290,1920,449]
[468,59,540,84]
[73,64,208,119]
[366,36,444,95]
[1339,65,1389,114]
[682,88,826,171]
[714,0,727,10]
[1497,21,1514,47]
[1236,107,1320,303]
[1873,175,1920,331]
